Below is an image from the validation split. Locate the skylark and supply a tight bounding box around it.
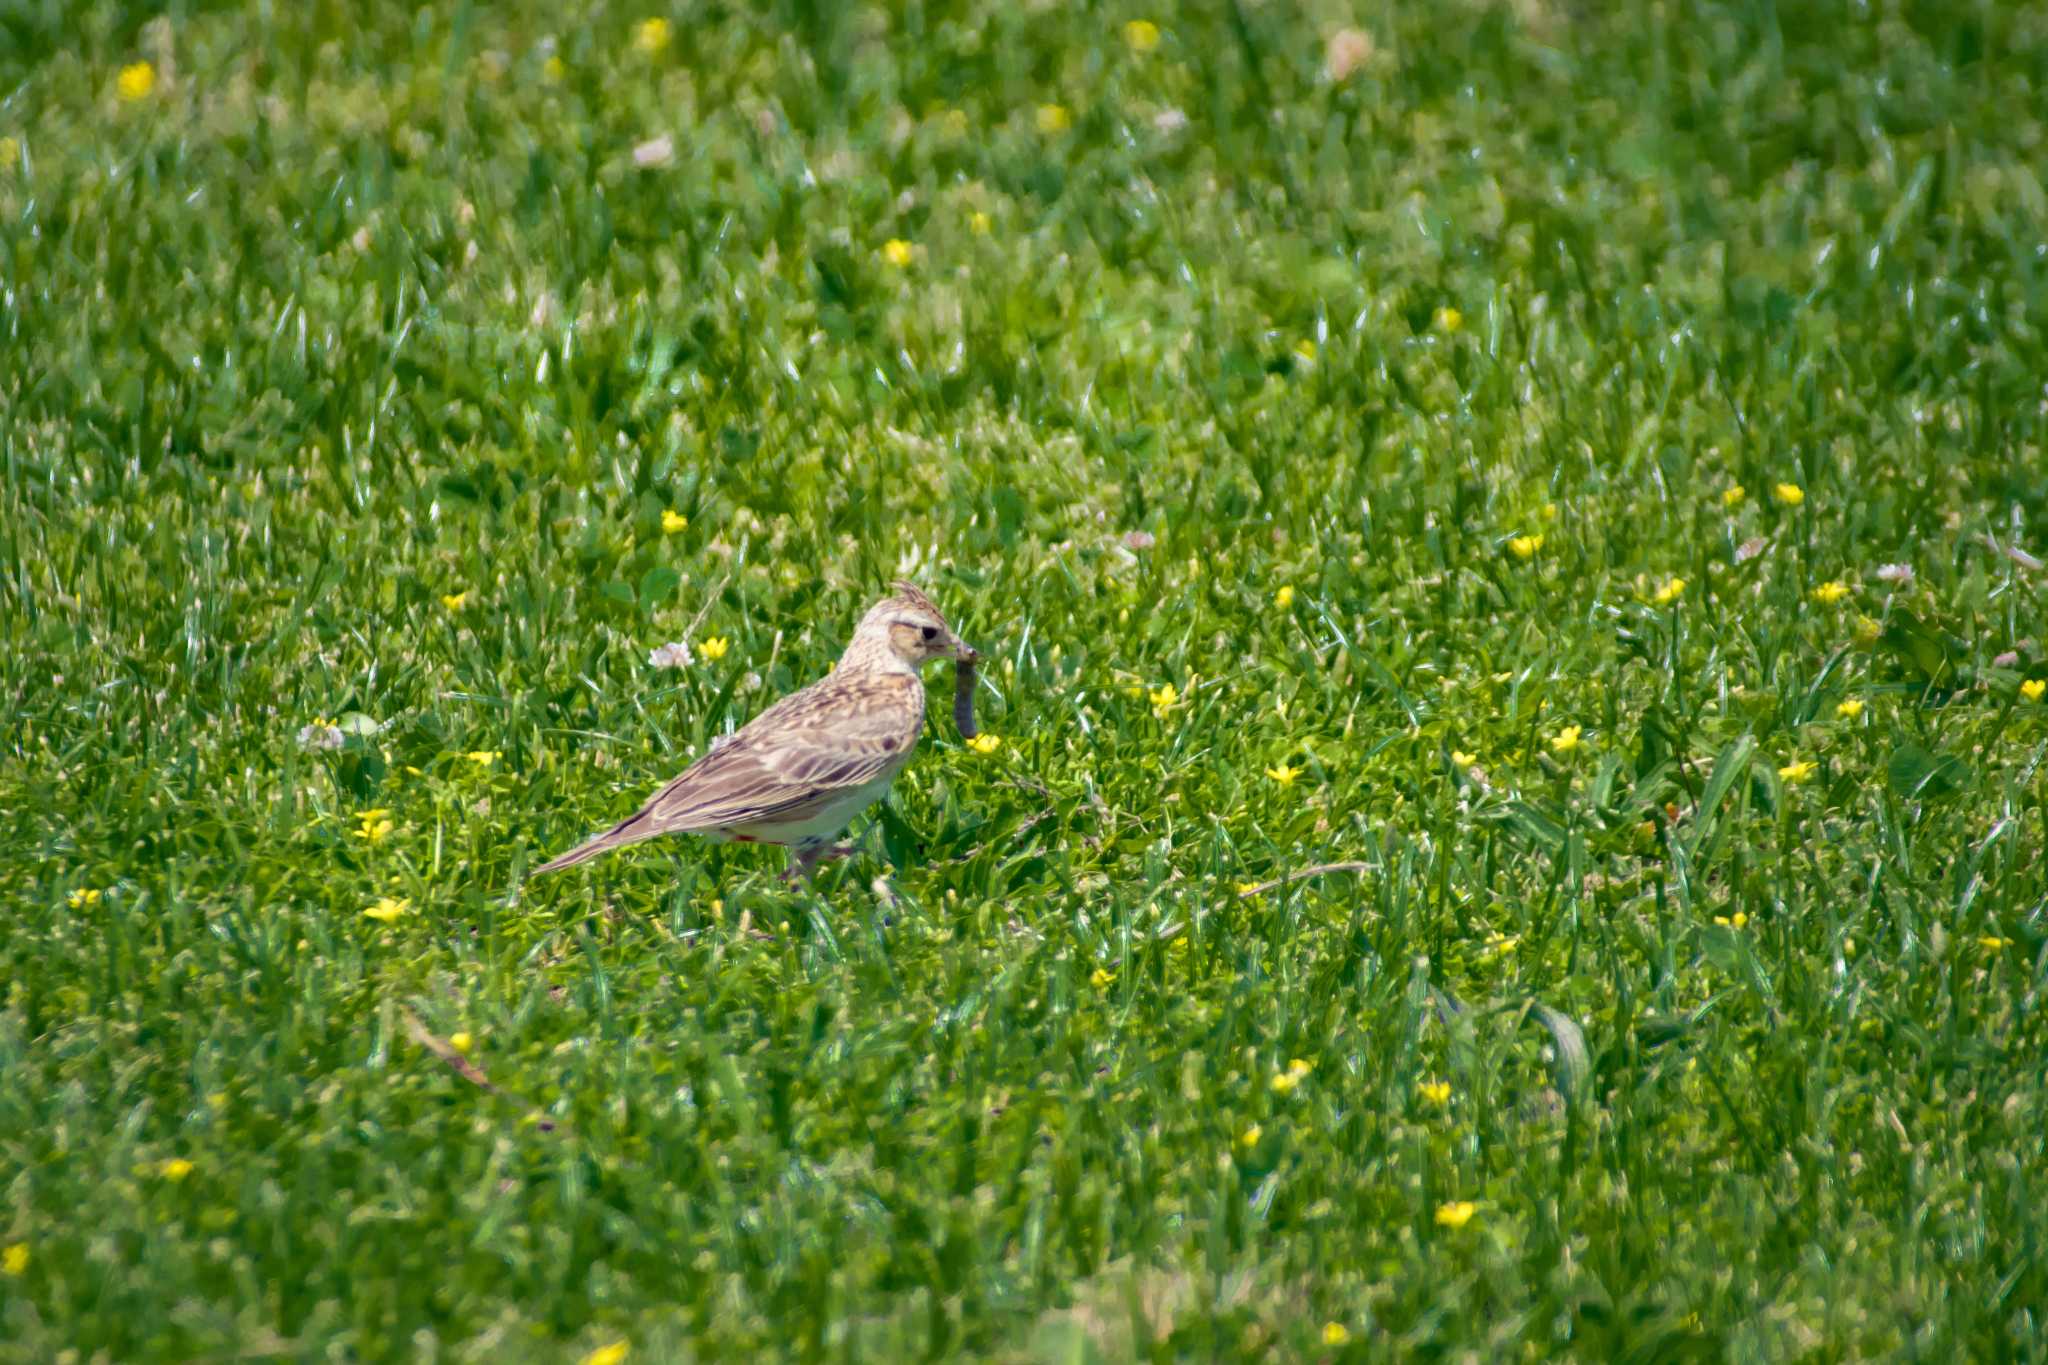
[533,582,977,881]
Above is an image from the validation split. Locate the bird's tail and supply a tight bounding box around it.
[530,810,661,877]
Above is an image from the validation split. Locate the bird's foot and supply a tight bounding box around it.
[782,842,858,884]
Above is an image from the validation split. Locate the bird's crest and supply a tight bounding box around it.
[889,579,949,625]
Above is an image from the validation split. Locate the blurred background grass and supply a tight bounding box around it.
[3,0,2047,1359]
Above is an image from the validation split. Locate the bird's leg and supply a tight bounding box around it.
[782,841,858,884]
[783,843,825,884]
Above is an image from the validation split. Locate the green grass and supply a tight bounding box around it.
[4,0,2048,1358]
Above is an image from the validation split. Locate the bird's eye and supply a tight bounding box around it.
[921,625,939,641]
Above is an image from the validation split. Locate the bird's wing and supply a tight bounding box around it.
[630,670,925,833]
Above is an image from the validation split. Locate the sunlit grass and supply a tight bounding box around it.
[3,1,2046,1359]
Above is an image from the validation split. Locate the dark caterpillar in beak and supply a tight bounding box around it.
[953,650,979,738]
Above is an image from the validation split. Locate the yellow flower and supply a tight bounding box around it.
[1148,682,1179,718]
[117,61,156,102]
[68,887,103,909]
[1774,482,1805,506]
[1713,911,1750,929]
[1235,881,1262,896]
[1482,930,1519,955]
[1777,759,1816,783]
[449,1031,474,1054]
[1,1243,26,1276]
[1979,936,2010,951]
[1089,967,1115,989]
[1812,580,1851,605]
[1274,584,1295,609]
[354,809,395,843]
[1322,1322,1352,1347]
[1451,750,1476,768]
[1650,577,1686,606]
[158,1157,195,1182]
[1434,1200,1477,1229]
[698,635,730,661]
[1122,19,1161,52]
[1722,484,1746,508]
[1507,534,1543,560]
[969,210,991,234]
[661,509,688,534]
[1852,614,1883,647]
[543,55,566,83]
[632,17,671,53]
[1264,763,1302,786]
[1434,306,1463,333]
[1836,699,1864,719]
[1549,726,1582,754]
[1236,1123,1261,1149]
[1036,103,1071,133]
[2023,679,2047,703]
[1270,1059,1311,1094]
[363,896,410,923]
[580,1344,630,1365]
[1418,1080,1451,1106]
[441,591,470,611]
[966,733,1001,755]
[881,238,914,267]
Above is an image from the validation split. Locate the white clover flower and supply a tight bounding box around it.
[297,720,345,752]
[648,641,693,670]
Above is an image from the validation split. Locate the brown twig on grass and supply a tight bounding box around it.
[1236,861,1374,897]
[398,1004,569,1136]
[944,806,1055,865]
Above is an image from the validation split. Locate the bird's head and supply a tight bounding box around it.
[849,580,977,671]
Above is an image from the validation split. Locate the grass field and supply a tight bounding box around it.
[5,0,2048,1359]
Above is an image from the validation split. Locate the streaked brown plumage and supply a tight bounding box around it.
[533,582,976,880]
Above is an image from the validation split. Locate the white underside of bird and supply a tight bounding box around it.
[703,768,906,849]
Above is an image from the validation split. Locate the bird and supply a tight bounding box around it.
[532,581,977,881]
